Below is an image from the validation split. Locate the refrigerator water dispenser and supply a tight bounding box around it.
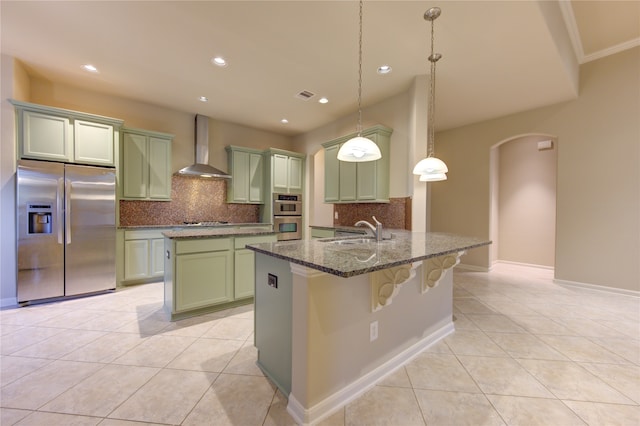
[28,204,53,234]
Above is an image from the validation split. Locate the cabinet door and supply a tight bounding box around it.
[22,111,72,162]
[122,133,149,198]
[288,156,303,193]
[234,248,255,299]
[231,150,249,202]
[248,152,263,203]
[356,160,378,201]
[339,160,357,201]
[175,250,233,312]
[124,239,150,279]
[150,238,165,276]
[272,154,289,192]
[74,120,114,166]
[324,145,340,202]
[148,136,172,199]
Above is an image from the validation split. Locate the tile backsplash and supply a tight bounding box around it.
[119,176,259,226]
[334,197,411,230]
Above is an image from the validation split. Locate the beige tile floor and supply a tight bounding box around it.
[1,263,638,425]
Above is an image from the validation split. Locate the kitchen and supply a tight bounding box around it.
[1,1,639,425]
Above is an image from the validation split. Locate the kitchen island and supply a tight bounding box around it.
[162,225,276,320]
[247,231,490,425]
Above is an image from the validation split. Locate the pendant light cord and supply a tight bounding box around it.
[427,13,439,158]
[356,0,364,136]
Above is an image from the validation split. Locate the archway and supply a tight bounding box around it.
[489,134,557,269]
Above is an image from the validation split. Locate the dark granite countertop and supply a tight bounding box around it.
[163,226,276,240]
[247,230,491,278]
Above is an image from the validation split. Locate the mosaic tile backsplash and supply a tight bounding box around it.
[333,197,411,230]
[119,176,260,226]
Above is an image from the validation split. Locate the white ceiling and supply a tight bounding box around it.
[2,1,639,136]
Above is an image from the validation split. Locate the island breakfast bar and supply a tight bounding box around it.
[247,231,490,425]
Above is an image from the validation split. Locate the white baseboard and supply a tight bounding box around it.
[0,297,18,309]
[286,319,455,426]
[455,263,489,272]
[493,259,555,271]
[554,278,640,298]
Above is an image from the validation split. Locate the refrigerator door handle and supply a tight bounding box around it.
[57,177,64,244]
[65,178,71,244]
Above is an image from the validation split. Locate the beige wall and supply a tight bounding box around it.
[432,47,639,292]
[497,135,557,267]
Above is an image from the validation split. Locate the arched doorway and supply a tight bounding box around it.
[489,134,557,269]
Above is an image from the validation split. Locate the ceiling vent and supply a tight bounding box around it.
[295,90,316,101]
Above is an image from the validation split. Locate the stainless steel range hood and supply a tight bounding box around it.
[177,114,231,179]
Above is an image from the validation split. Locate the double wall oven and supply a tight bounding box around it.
[273,193,302,241]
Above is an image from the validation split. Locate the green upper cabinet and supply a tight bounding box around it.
[11,100,123,166]
[267,149,305,194]
[121,127,173,200]
[21,110,72,162]
[324,144,340,202]
[74,120,115,166]
[226,146,264,204]
[322,125,393,203]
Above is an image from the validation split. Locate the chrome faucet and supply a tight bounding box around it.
[355,216,383,242]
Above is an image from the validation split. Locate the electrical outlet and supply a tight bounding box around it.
[334,211,339,220]
[268,273,278,289]
[370,321,378,342]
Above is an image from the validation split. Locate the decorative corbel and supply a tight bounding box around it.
[422,251,465,293]
[370,262,420,312]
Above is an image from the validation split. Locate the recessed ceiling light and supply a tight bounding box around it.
[318,97,329,104]
[199,96,209,102]
[377,65,392,74]
[211,56,228,67]
[82,64,99,73]
[281,119,289,124]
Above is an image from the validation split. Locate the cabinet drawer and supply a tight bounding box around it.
[234,234,276,249]
[176,238,231,254]
[125,229,167,240]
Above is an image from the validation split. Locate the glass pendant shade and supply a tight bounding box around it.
[412,156,448,176]
[337,136,381,162]
[419,172,447,182]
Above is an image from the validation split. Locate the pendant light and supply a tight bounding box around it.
[413,7,448,181]
[337,0,381,162]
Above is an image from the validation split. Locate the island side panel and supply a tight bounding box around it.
[254,252,293,396]
[163,237,174,313]
[290,263,454,412]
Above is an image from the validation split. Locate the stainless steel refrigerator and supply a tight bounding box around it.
[17,159,116,303]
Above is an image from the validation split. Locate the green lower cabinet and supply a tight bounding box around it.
[234,234,277,299]
[164,233,277,320]
[176,250,233,312]
[121,229,169,284]
[234,249,256,299]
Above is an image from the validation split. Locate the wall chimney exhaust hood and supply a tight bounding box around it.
[177,114,231,179]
